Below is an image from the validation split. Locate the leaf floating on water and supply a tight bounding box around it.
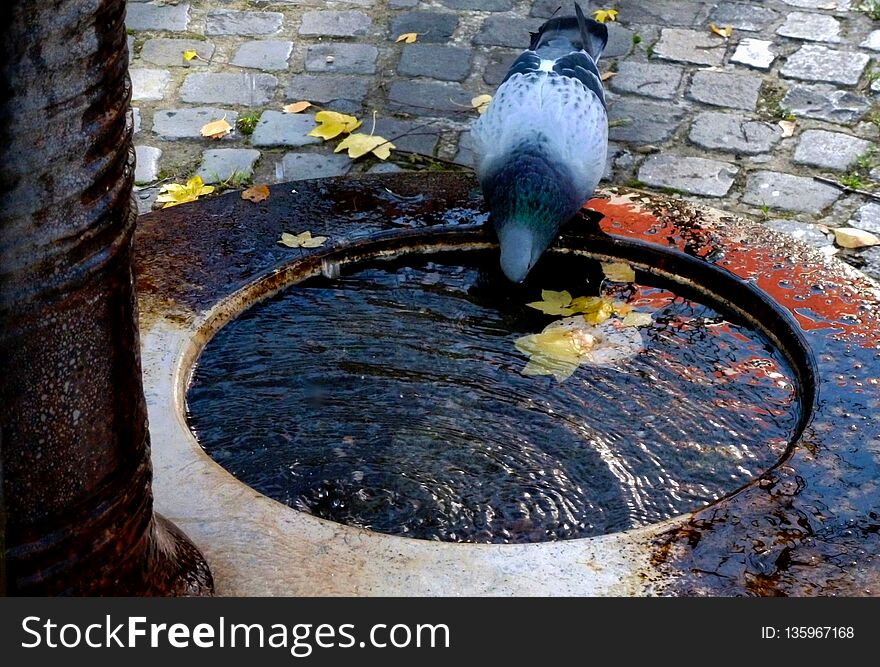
[335,133,395,160]
[527,290,576,316]
[709,23,733,39]
[283,101,312,114]
[307,111,362,141]
[601,261,636,283]
[200,118,232,139]
[832,227,880,249]
[241,184,270,203]
[278,230,329,249]
[583,299,614,325]
[620,312,653,328]
[778,120,796,138]
[515,328,594,382]
[156,175,215,208]
[471,94,492,114]
[592,9,618,23]
[396,32,419,44]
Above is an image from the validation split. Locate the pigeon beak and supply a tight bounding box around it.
[498,225,536,283]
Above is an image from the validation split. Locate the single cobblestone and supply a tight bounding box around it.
[389,12,458,43]
[251,111,321,148]
[373,118,440,156]
[474,17,541,48]
[743,171,840,212]
[609,62,683,100]
[730,38,777,70]
[196,148,261,184]
[306,43,378,75]
[777,11,842,42]
[284,75,369,104]
[300,11,371,37]
[483,50,518,86]
[439,0,512,10]
[206,10,283,36]
[232,41,294,71]
[687,70,763,111]
[181,72,277,106]
[388,81,474,118]
[862,31,880,51]
[612,0,713,26]
[653,29,726,67]
[764,219,833,248]
[709,3,780,31]
[850,203,880,234]
[781,84,871,123]
[689,111,781,155]
[603,24,635,59]
[140,39,214,67]
[792,129,873,171]
[638,155,739,196]
[398,45,472,82]
[153,107,239,140]
[134,146,162,184]
[130,68,170,102]
[132,108,141,135]
[608,98,688,143]
[126,2,190,32]
[780,45,870,86]
[279,153,351,180]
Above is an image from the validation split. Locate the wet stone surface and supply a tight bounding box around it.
[126,0,880,281]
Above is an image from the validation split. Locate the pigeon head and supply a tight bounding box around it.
[495,219,555,283]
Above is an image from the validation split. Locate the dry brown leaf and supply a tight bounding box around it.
[471,94,492,114]
[832,227,880,249]
[200,118,232,140]
[241,184,270,203]
[709,23,733,39]
[396,33,418,44]
[600,71,616,81]
[283,101,312,114]
[778,120,796,138]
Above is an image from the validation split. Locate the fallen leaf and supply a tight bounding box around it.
[620,312,653,328]
[709,23,733,38]
[583,299,614,325]
[471,94,492,114]
[612,301,633,317]
[335,133,395,160]
[156,175,215,208]
[600,71,616,81]
[183,50,198,62]
[515,327,594,382]
[601,261,636,283]
[778,120,796,137]
[278,231,329,249]
[307,110,362,141]
[527,290,576,316]
[241,184,270,203]
[283,101,312,114]
[200,118,232,139]
[396,32,418,44]
[592,9,619,23]
[832,227,880,249]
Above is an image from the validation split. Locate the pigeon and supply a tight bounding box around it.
[471,3,609,283]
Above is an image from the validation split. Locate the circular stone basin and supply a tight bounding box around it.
[186,249,801,543]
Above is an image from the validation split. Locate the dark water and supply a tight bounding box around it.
[187,252,802,543]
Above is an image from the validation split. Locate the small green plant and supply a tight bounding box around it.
[222,171,253,190]
[236,113,260,136]
[857,0,880,20]
[840,172,868,190]
[645,43,654,57]
[759,204,771,220]
[632,33,642,45]
[624,178,645,189]
[758,82,795,121]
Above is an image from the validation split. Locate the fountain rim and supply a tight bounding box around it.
[178,222,815,543]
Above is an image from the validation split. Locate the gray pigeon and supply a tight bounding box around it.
[472,3,609,282]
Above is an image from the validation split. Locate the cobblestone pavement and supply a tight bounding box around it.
[127,0,880,279]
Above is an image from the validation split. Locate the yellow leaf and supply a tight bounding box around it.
[832,227,880,249]
[620,312,653,328]
[611,301,633,316]
[600,71,616,81]
[471,94,492,114]
[334,133,395,160]
[515,325,598,382]
[307,110,362,141]
[583,299,613,325]
[396,32,418,44]
[527,290,575,316]
[601,261,636,283]
[283,101,312,114]
[241,184,270,203]
[278,230,329,249]
[183,50,198,62]
[709,23,733,38]
[778,120,796,138]
[199,118,232,140]
[592,9,618,23]
[156,175,215,208]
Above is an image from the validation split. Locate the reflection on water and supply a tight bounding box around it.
[187,252,801,543]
